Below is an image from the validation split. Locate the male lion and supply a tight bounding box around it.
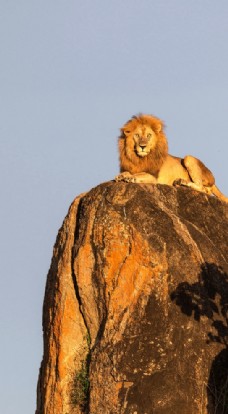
[115,114,228,202]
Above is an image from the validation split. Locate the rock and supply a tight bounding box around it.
[36,182,228,414]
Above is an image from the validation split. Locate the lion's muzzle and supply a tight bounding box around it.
[136,145,150,157]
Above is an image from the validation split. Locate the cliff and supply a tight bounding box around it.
[36,181,228,414]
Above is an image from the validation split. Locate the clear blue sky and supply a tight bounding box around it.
[1,1,228,413]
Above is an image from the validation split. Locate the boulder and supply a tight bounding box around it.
[36,182,228,414]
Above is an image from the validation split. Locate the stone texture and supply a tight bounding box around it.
[36,182,228,414]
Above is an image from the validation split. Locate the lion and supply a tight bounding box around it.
[115,114,228,203]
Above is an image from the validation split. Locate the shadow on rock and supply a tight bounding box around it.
[171,263,228,414]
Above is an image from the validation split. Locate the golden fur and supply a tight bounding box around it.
[116,114,228,202]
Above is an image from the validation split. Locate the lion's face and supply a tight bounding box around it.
[130,125,157,158]
[119,114,168,175]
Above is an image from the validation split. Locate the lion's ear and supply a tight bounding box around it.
[154,122,163,134]
[121,128,130,137]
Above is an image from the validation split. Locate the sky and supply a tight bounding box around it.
[1,1,228,413]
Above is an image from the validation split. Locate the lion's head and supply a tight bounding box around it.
[118,114,168,176]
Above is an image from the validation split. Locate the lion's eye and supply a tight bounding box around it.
[147,133,152,138]
[134,134,140,139]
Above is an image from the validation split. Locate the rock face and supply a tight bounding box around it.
[36,182,228,414]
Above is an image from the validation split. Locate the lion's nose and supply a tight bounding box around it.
[140,144,147,149]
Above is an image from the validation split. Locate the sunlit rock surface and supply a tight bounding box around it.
[36,181,228,414]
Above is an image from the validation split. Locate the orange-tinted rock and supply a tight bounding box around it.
[36,182,228,414]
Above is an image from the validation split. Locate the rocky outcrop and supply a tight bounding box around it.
[36,181,228,414]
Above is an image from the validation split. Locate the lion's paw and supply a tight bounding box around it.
[115,172,133,182]
[115,174,124,182]
[124,176,136,183]
[173,178,188,187]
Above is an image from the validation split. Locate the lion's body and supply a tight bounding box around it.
[116,114,228,203]
[157,155,190,185]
